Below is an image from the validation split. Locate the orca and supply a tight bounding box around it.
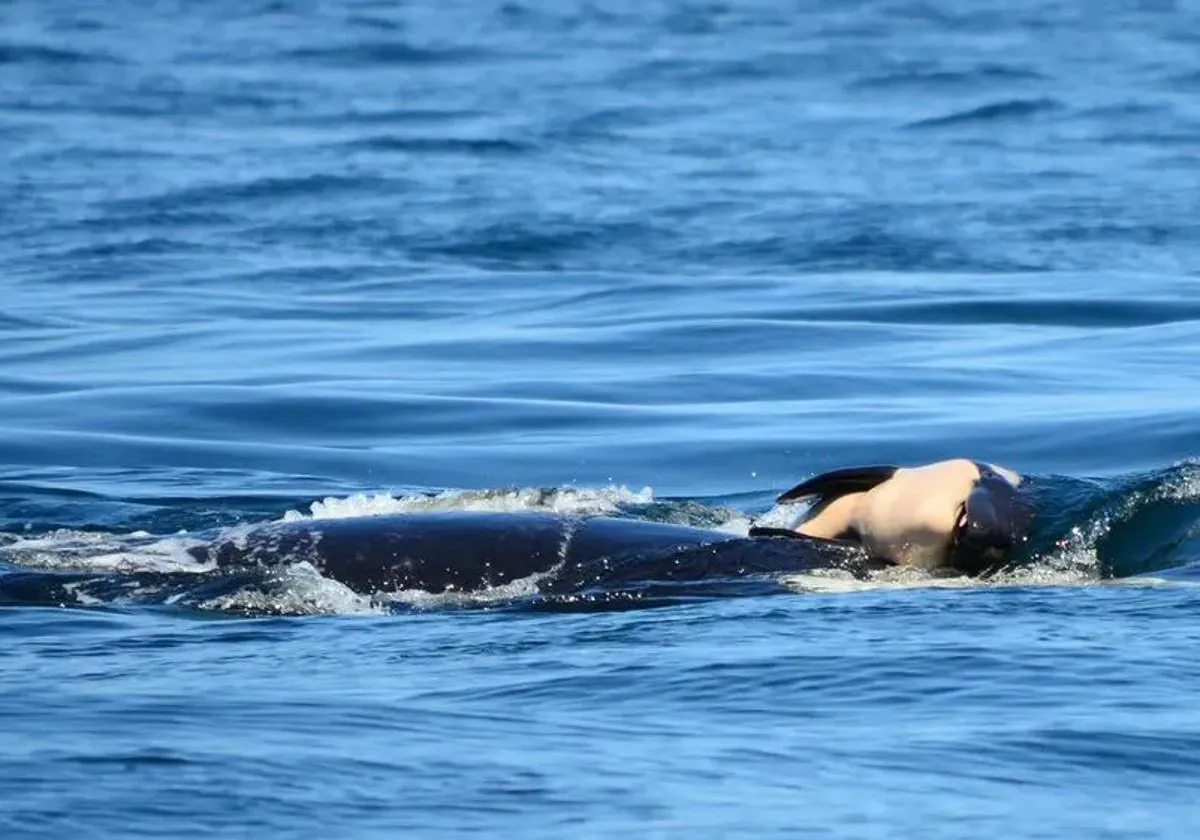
[760,458,1034,576]
[190,459,1035,595]
[188,510,875,596]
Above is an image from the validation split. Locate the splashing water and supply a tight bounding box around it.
[282,484,656,521]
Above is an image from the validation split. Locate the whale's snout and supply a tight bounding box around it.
[948,467,1035,575]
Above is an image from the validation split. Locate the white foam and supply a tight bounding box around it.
[0,529,211,574]
[60,580,105,607]
[281,485,655,522]
[712,514,755,536]
[377,566,555,611]
[780,562,1099,595]
[196,561,381,616]
[1157,461,1200,503]
[780,566,981,594]
[743,500,813,533]
[1100,575,1200,589]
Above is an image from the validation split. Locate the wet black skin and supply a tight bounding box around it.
[189,463,1037,594]
[188,511,876,595]
[946,464,1037,576]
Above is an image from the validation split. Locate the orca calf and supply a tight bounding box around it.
[767,458,1033,576]
[191,459,1034,595]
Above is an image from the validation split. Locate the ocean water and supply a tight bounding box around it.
[3,0,1200,836]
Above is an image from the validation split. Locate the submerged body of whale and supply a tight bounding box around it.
[188,511,877,596]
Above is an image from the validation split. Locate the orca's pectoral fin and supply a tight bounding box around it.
[775,464,898,505]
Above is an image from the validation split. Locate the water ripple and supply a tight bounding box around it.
[849,62,1047,91]
[281,40,497,68]
[341,135,534,155]
[907,97,1066,129]
[0,42,123,66]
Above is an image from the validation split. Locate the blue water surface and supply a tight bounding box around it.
[3,0,1200,836]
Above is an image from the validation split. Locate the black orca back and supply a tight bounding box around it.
[194,511,874,596]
